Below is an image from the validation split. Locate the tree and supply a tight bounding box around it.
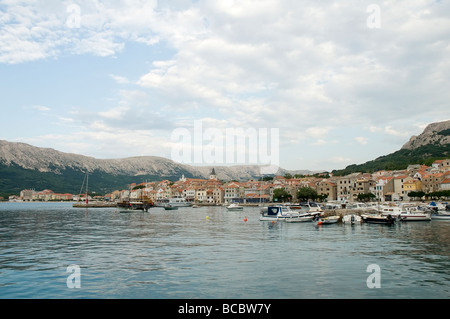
[408,191,425,200]
[297,187,318,201]
[428,190,450,200]
[273,188,291,202]
[357,193,376,202]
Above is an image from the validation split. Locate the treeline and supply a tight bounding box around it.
[273,187,328,202]
[407,190,450,200]
[332,144,450,176]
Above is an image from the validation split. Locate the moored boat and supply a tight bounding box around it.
[260,206,319,221]
[226,203,244,211]
[399,211,431,221]
[316,216,340,226]
[342,214,362,225]
[379,206,402,219]
[285,215,314,223]
[164,204,178,210]
[431,212,450,220]
[361,213,395,225]
[167,197,192,207]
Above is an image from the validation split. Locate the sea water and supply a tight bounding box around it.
[0,202,449,299]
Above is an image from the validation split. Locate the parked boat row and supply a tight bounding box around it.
[259,201,450,226]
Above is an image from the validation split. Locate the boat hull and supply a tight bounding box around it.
[342,214,362,224]
[227,206,244,211]
[260,206,320,221]
[362,214,395,225]
[285,216,314,223]
[316,216,339,225]
[431,213,450,220]
[399,213,431,221]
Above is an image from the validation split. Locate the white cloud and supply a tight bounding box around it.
[32,105,51,112]
[2,0,450,169]
[109,74,130,84]
[355,137,368,145]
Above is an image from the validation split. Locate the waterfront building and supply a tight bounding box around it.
[20,189,35,201]
[441,176,450,190]
[212,187,224,204]
[371,176,394,202]
[316,180,337,201]
[392,175,410,201]
[403,179,423,198]
[422,173,444,193]
[224,182,241,203]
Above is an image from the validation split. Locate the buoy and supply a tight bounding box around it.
[206,216,209,220]
[244,217,247,222]
[272,220,275,224]
[317,221,323,225]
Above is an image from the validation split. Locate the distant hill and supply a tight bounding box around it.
[0,140,314,196]
[332,120,450,176]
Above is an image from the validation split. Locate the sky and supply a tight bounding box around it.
[0,0,449,172]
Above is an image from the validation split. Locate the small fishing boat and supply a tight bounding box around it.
[379,206,402,219]
[431,212,450,220]
[260,206,307,221]
[399,211,431,221]
[361,214,395,225]
[316,216,340,226]
[226,203,244,211]
[285,215,314,223]
[167,197,192,207]
[342,214,362,225]
[164,204,178,210]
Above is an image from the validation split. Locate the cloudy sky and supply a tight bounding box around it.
[1,0,449,172]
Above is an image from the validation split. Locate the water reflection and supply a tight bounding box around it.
[0,203,449,298]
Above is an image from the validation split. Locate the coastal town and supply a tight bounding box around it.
[6,159,450,205]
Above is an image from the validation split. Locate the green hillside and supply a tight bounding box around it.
[332,143,450,176]
[0,163,196,198]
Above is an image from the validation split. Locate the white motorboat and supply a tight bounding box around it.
[346,203,368,211]
[285,215,314,223]
[316,216,340,225]
[342,214,362,225]
[167,197,192,207]
[399,211,431,221]
[260,206,318,221]
[226,203,244,211]
[379,206,402,219]
[431,212,450,220]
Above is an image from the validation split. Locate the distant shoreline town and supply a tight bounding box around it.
[4,159,450,204]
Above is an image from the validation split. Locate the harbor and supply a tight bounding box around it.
[0,201,449,299]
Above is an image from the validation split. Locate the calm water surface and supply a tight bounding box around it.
[0,202,449,299]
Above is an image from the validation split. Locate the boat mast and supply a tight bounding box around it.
[86,171,89,205]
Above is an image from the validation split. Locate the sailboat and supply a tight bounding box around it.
[73,171,91,207]
[72,171,115,208]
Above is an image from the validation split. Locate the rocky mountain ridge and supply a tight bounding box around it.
[401,120,450,150]
[0,140,313,183]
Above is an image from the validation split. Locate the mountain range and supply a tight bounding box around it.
[0,140,314,195]
[1,119,449,196]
